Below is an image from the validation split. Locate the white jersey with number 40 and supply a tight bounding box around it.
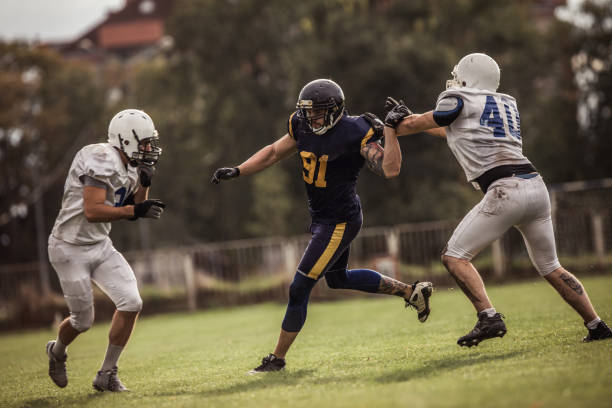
[436,87,530,182]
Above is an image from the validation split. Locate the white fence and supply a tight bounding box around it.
[1,180,611,315]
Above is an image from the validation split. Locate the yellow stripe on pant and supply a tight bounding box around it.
[308,222,346,279]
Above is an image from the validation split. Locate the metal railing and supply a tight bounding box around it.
[1,182,611,320]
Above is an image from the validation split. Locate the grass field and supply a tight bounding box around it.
[1,275,612,408]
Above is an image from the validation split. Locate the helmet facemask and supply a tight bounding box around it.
[296,99,344,135]
[446,65,462,89]
[130,131,162,166]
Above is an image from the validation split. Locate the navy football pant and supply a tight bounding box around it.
[282,215,382,332]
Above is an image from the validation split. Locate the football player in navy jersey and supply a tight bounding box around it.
[212,79,433,372]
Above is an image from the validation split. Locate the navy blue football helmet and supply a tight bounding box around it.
[296,79,345,135]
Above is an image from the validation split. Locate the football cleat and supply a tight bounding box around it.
[405,281,433,322]
[583,320,612,342]
[248,354,286,374]
[46,340,68,388]
[458,311,507,347]
[92,366,129,392]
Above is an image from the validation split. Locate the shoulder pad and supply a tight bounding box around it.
[436,96,461,112]
[287,111,300,139]
[360,112,384,136]
[80,144,118,181]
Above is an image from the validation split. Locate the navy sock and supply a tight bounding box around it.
[325,268,382,293]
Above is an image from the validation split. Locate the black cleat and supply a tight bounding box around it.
[249,354,286,374]
[458,311,507,347]
[405,281,434,323]
[46,340,68,388]
[583,320,612,342]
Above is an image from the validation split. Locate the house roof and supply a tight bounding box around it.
[55,0,175,58]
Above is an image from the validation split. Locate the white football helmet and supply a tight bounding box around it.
[446,53,500,92]
[108,109,162,166]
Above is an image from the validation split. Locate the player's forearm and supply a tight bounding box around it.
[237,144,280,176]
[134,186,149,203]
[84,203,134,222]
[396,111,439,136]
[424,127,447,138]
[382,127,402,178]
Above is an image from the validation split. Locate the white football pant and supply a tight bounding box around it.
[48,235,142,332]
[444,175,561,276]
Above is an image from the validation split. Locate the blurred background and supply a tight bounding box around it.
[0,0,611,330]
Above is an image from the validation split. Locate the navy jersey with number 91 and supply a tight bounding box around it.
[287,112,379,224]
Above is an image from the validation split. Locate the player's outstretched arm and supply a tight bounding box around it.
[384,97,446,138]
[211,134,297,184]
[396,111,446,138]
[424,127,447,138]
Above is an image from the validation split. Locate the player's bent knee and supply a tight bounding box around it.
[441,254,470,275]
[289,281,309,303]
[70,306,95,332]
[283,275,316,332]
[324,274,341,289]
[117,294,143,312]
[288,273,316,304]
[324,268,350,289]
[535,260,563,277]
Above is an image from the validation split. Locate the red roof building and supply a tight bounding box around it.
[55,0,175,61]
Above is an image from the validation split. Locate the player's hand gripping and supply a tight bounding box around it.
[211,167,240,184]
[384,97,413,129]
[137,164,155,187]
[133,199,166,219]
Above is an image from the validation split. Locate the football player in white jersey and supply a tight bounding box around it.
[45,109,165,391]
[382,53,611,347]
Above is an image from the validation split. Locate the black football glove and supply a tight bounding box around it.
[211,167,240,184]
[384,96,413,129]
[137,165,156,187]
[132,199,166,220]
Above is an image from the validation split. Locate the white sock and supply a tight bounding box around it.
[101,344,124,371]
[481,307,497,317]
[52,339,67,357]
[586,317,601,330]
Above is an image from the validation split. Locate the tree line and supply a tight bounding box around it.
[1,0,610,263]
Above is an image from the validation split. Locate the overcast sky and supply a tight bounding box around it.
[0,0,124,42]
[0,0,588,44]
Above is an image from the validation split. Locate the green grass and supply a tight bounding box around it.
[1,276,612,408]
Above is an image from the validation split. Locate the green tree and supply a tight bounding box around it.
[0,42,105,263]
[572,0,612,178]
[115,0,587,245]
